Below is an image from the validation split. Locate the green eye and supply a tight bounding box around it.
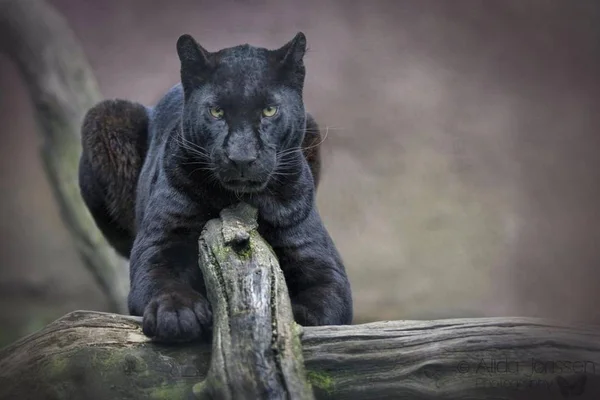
[209,106,224,119]
[262,106,278,118]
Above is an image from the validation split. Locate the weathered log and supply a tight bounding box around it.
[0,0,129,312]
[196,203,313,399]
[1,312,599,400]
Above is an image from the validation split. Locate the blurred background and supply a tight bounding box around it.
[1,0,599,347]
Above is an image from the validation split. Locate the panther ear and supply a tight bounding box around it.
[176,34,212,93]
[276,32,307,67]
[273,32,307,89]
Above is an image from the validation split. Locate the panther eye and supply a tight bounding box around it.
[209,106,224,119]
[262,106,278,118]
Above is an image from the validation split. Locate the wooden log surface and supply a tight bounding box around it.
[196,203,313,399]
[0,311,598,400]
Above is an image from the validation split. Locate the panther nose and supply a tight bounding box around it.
[225,152,257,171]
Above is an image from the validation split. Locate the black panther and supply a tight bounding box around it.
[78,32,353,342]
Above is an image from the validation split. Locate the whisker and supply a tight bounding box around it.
[181,160,213,166]
[305,126,344,132]
[176,139,210,157]
[176,126,211,159]
[175,144,210,160]
[197,170,220,187]
[276,125,330,159]
[271,170,299,177]
[187,163,218,179]
[302,124,331,151]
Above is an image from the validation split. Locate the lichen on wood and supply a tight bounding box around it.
[196,202,314,400]
[2,311,600,399]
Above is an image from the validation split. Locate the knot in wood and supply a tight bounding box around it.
[220,203,258,253]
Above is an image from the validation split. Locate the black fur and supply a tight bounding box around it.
[79,32,353,343]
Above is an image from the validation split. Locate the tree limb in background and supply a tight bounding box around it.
[0,0,128,312]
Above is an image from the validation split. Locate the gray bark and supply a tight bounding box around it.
[196,203,313,399]
[1,312,599,400]
[0,0,129,312]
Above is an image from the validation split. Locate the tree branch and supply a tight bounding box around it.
[0,0,128,312]
[1,311,599,399]
[196,203,313,399]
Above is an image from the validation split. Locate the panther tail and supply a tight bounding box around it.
[78,99,149,258]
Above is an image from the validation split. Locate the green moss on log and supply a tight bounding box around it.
[146,382,193,400]
[306,370,335,395]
